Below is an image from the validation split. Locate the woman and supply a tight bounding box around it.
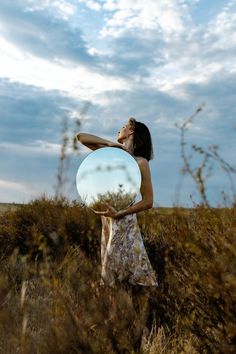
[76,117,158,289]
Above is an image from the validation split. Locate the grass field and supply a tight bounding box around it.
[0,202,190,215]
[0,197,235,353]
[0,202,23,214]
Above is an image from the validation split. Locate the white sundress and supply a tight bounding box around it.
[100,213,158,288]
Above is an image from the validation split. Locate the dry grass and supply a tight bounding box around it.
[0,197,236,353]
[0,203,22,215]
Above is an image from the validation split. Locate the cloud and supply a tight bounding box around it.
[0,0,96,66]
[0,78,132,152]
[78,0,102,11]
[97,0,236,99]
[100,0,196,38]
[0,37,131,105]
[0,78,86,144]
[99,31,166,79]
[0,179,29,193]
[0,141,61,156]
[0,139,91,157]
[0,178,38,203]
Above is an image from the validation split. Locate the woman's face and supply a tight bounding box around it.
[117,121,133,143]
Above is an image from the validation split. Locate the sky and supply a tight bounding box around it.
[0,0,235,207]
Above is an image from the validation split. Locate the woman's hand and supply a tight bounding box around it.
[93,203,124,219]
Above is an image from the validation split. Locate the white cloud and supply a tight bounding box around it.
[78,0,102,11]
[0,178,43,203]
[0,179,30,193]
[0,37,26,61]
[202,9,236,51]
[52,0,77,19]
[135,2,236,98]
[0,141,61,156]
[93,0,236,103]
[26,0,76,19]
[0,38,131,106]
[0,139,91,157]
[145,61,227,100]
[100,0,193,38]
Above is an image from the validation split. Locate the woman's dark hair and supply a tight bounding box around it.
[129,117,154,161]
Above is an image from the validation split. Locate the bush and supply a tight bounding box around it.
[0,197,100,261]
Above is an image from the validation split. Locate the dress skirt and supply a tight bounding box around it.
[100,213,158,288]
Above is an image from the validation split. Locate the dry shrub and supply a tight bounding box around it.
[0,197,100,261]
[0,197,236,353]
[142,321,199,354]
[139,205,236,353]
[0,245,144,353]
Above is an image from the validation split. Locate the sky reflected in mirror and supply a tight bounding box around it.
[76,147,141,211]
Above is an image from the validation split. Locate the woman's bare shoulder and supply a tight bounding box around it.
[134,156,149,166]
[133,157,150,176]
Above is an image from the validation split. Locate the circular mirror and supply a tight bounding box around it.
[76,147,141,211]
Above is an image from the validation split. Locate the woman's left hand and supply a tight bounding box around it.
[93,203,124,219]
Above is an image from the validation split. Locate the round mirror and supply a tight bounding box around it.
[76,147,141,211]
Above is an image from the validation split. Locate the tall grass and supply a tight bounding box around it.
[0,198,235,353]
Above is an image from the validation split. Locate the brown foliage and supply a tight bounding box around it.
[0,198,236,353]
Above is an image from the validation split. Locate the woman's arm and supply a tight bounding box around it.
[117,158,153,217]
[76,133,124,151]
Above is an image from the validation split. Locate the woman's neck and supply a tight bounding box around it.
[123,136,134,155]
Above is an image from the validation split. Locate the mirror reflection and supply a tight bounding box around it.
[76,147,141,211]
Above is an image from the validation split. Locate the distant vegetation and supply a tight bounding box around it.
[89,186,137,211]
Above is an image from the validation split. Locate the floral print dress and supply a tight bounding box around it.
[100,213,158,287]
